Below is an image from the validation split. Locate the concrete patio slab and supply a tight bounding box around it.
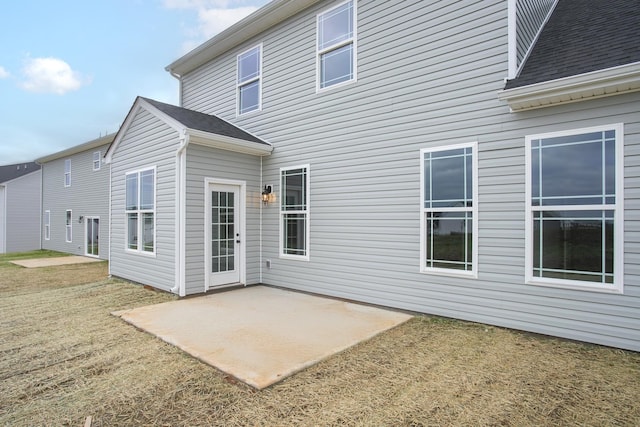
[113,285,412,389]
[11,256,103,268]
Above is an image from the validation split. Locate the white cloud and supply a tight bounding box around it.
[0,66,10,79]
[164,0,259,53]
[20,57,90,95]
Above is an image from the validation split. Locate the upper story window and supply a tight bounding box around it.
[237,44,262,115]
[525,124,624,293]
[93,151,101,171]
[280,165,310,260]
[64,159,71,187]
[420,143,478,277]
[126,167,156,254]
[317,0,356,91]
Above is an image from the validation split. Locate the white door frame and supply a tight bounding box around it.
[84,216,100,258]
[204,178,246,291]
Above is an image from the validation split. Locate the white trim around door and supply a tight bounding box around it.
[204,178,246,291]
[85,216,100,258]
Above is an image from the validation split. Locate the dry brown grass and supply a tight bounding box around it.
[1,253,639,426]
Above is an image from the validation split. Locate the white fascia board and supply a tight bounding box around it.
[188,129,273,156]
[498,62,640,112]
[166,0,321,77]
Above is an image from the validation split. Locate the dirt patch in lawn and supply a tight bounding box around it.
[1,261,639,426]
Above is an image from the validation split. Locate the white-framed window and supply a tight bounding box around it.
[525,124,624,293]
[65,209,72,243]
[280,165,310,260]
[237,44,262,115]
[64,159,71,187]
[420,142,478,277]
[125,167,156,254]
[317,0,356,91]
[44,210,51,241]
[93,151,101,171]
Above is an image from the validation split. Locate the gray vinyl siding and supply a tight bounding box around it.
[516,0,555,66]
[183,144,262,295]
[177,0,640,351]
[41,145,110,258]
[109,109,178,292]
[2,171,41,253]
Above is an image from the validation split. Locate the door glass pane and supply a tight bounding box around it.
[212,191,235,273]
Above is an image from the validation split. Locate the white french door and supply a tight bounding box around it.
[206,182,244,290]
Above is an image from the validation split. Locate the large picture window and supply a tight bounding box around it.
[237,44,262,115]
[526,124,623,292]
[317,0,356,90]
[420,143,478,276]
[125,167,155,254]
[280,165,310,259]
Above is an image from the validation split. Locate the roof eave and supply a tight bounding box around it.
[165,0,320,77]
[36,133,117,164]
[498,62,640,112]
[188,129,273,156]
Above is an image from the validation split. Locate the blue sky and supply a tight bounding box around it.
[0,0,269,165]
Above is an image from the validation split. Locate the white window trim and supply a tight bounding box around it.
[316,0,357,93]
[236,43,263,116]
[419,142,479,278]
[524,123,624,293]
[65,209,72,243]
[93,151,101,171]
[125,166,157,257]
[279,164,311,261]
[64,159,71,187]
[44,210,51,241]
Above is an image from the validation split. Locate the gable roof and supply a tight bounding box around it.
[105,97,272,162]
[0,162,41,185]
[140,98,266,144]
[506,0,640,89]
[35,133,116,164]
[500,0,640,111]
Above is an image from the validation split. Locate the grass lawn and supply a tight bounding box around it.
[1,251,639,426]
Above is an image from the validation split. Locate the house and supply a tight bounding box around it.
[0,162,41,254]
[37,134,114,259]
[105,0,640,351]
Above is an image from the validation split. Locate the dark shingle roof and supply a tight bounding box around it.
[141,97,267,145]
[505,0,640,89]
[0,162,40,184]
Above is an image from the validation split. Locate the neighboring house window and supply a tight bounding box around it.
[420,143,478,276]
[237,44,262,115]
[526,124,624,293]
[93,151,101,171]
[317,0,356,90]
[280,165,310,259]
[44,210,51,241]
[64,159,71,187]
[65,210,72,242]
[125,168,155,253]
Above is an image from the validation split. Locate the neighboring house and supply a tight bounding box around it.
[105,0,640,351]
[37,134,114,259]
[0,162,41,254]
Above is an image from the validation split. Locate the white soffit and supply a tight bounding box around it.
[498,62,640,112]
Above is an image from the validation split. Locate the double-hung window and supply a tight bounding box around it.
[420,143,478,276]
[317,0,356,90]
[237,44,262,115]
[64,159,71,187]
[125,168,155,254]
[93,151,101,171]
[65,209,72,242]
[44,210,51,241]
[526,124,623,292]
[280,165,310,259]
